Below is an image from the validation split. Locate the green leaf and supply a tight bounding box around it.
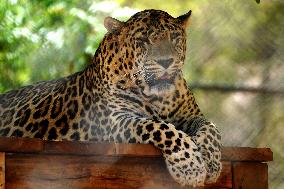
[256,0,260,4]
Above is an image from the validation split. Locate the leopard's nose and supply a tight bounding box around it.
[157,58,174,69]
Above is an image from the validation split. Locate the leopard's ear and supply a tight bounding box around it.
[104,17,124,32]
[177,10,192,28]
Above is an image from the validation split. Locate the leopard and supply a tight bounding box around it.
[0,9,222,187]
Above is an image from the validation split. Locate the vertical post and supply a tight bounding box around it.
[0,152,4,189]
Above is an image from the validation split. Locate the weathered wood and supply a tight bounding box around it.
[43,141,161,156]
[0,153,4,189]
[44,141,117,155]
[0,137,43,153]
[5,154,232,189]
[0,137,273,189]
[233,162,268,189]
[0,137,273,162]
[222,147,273,162]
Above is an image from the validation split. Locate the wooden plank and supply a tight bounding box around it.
[43,141,162,156]
[0,137,273,162]
[0,137,43,153]
[233,162,268,189]
[114,143,161,156]
[44,141,117,155]
[5,154,232,189]
[5,154,181,189]
[222,147,273,162]
[44,141,161,157]
[0,153,4,189]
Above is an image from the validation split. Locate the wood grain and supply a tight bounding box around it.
[222,147,273,162]
[0,153,4,189]
[0,137,273,189]
[233,162,268,189]
[5,154,232,189]
[0,137,273,162]
[0,137,43,153]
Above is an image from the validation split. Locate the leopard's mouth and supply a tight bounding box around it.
[145,72,177,94]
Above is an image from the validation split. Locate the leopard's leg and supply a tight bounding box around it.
[185,117,222,184]
[111,116,207,187]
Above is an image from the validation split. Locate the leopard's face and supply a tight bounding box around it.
[134,24,186,95]
[100,10,189,95]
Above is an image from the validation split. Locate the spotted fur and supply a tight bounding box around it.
[0,10,221,187]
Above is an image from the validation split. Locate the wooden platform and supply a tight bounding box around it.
[0,137,273,189]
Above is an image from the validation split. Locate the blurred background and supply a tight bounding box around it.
[0,0,283,188]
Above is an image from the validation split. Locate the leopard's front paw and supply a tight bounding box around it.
[204,153,222,184]
[191,121,222,184]
[194,140,222,184]
[163,136,207,187]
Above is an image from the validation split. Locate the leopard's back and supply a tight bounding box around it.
[0,70,97,140]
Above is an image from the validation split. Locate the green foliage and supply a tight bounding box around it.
[0,0,134,92]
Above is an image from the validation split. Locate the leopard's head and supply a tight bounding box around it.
[95,9,191,95]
